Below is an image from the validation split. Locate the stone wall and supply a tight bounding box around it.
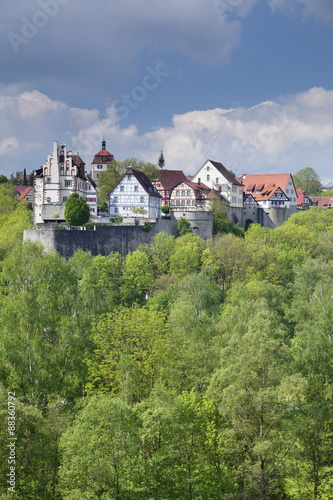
[23,213,213,258]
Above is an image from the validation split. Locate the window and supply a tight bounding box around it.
[46,177,51,183]
[97,165,103,169]
[207,166,210,171]
[63,197,67,203]
[187,190,191,196]
[120,185,124,192]
[134,185,138,192]
[140,196,144,203]
[65,180,72,187]
[181,190,185,196]
[232,186,237,192]
[232,196,237,203]
[187,200,191,205]
[198,178,201,183]
[216,178,219,184]
[207,175,210,181]
[114,196,118,203]
[115,208,118,213]
[176,200,180,206]
[46,197,51,203]
[286,189,289,193]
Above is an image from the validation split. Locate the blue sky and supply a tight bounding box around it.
[1,0,333,182]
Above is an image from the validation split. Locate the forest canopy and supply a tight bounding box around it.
[1,206,333,499]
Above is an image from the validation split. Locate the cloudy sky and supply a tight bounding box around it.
[1,0,333,182]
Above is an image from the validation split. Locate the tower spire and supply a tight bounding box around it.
[102,137,106,150]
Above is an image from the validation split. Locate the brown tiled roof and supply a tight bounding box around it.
[209,160,243,185]
[69,154,86,180]
[92,149,115,165]
[86,174,97,189]
[14,185,29,195]
[17,186,33,200]
[111,169,161,198]
[131,169,161,198]
[155,169,187,190]
[178,180,211,195]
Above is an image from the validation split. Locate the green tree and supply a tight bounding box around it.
[0,242,90,406]
[293,167,321,195]
[286,260,333,498]
[158,150,165,168]
[176,216,192,236]
[0,174,7,184]
[120,249,155,304]
[86,308,168,401]
[64,193,90,226]
[59,396,142,500]
[97,158,160,203]
[169,233,206,278]
[208,291,297,499]
[0,386,65,500]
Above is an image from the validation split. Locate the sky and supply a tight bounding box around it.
[1,0,333,183]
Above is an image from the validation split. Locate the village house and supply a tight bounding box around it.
[169,180,223,211]
[153,169,187,206]
[33,141,87,224]
[191,159,244,208]
[239,173,298,227]
[296,189,311,210]
[86,174,98,217]
[310,196,333,209]
[109,168,162,219]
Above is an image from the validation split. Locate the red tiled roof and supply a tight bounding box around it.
[155,169,187,190]
[310,196,333,208]
[92,149,115,164]
[241,173,293,194]
[253,185,282,201]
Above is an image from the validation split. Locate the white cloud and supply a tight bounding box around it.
[268,0,333,22]
[0,87,333,182]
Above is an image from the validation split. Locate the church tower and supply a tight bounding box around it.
[90,139,115,182]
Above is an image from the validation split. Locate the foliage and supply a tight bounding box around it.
[142,221,152,232]
[293,167,321,195]
[161,204,170,214]
[64,193,90,226]
[158,150,165,168]
[97,158,160,203]
[2,192,333,498]
[86,308,168,401]
[0,174,7,184]
[176,216,192,236]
